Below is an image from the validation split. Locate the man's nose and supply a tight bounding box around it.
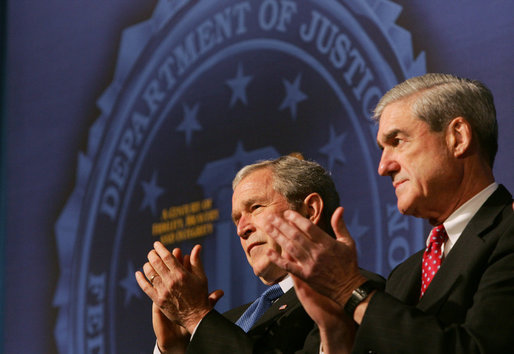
[237,214,255,239]
[378,149,399,176]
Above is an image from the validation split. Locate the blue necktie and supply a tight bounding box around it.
[235,284,284,332]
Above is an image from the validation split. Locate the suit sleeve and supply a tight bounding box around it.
[186,294,318,354]
[186,309,255,354]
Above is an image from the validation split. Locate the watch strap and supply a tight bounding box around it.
[344,280,377,317]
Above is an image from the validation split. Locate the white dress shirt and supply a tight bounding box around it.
[437,182,498,256]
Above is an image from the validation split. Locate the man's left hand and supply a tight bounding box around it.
[135,242,222,334]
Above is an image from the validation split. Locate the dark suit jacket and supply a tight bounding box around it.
[186,269,385,354]
[353,185,514,354]
[186,287,319,353]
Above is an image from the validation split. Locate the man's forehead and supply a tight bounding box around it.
[235,169,272,191]
[377,100,418,133]
[233,169,272,201]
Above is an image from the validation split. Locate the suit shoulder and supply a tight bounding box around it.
[223,302,251,322]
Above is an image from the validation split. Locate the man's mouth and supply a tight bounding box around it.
[393,179,407,189]
[247,241,266,255]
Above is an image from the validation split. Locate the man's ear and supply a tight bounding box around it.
[446,117,472,158]
[302,193,323,225]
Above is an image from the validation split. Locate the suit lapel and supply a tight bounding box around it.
[250,287,298,330]
[386,250,424,304]
[418,185,512,311]
[417,230,484,311]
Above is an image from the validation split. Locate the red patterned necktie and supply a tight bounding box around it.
[420,225,448,298]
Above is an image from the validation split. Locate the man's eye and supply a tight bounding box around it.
[251,204,262,211]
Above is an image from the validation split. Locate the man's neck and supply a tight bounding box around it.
[428,176,495,225]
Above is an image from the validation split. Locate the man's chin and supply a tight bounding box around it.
[254,265,286,286]
[398,200,427,220]
[254,266,273,284]
[397,199,414,216]
[258,276,277,286]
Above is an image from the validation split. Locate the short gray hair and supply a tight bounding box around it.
[232,155,340,236]
[373,73,498,167]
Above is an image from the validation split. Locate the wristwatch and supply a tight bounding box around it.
[344,280,378,317]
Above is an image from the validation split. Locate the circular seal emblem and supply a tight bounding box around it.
[54,0,426,352]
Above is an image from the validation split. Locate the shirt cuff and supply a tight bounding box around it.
[189,316,203,340]
[153,341,162,354]
[152,316,204,353]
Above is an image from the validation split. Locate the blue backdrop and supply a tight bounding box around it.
[2,0,513,353]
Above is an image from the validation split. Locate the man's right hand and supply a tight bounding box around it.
[152,289,224,353]
[292,276,356,354]
[153,303,189,354]
[265,207,367,307]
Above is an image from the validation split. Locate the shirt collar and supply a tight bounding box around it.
[439,182,498,255]
[278,275,294,293]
